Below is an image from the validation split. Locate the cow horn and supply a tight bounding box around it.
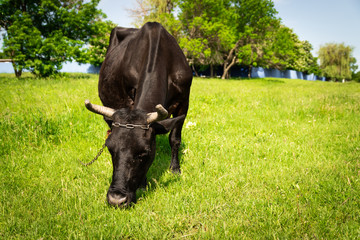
[147,104,168,123]
[84,99,116,118]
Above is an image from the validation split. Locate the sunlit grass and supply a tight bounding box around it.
[1,74,359,239]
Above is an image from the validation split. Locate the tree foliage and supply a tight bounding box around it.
[76,20,116,67]
[178,0,234,76]
[318,43,355,81]
[271,26,320,75]
[217,0,279,78]
[128,0,181,39]
[350,57,359,82]
[0,0,113,77]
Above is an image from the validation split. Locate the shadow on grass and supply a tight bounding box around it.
[136,134,186,200]
[230,77,285,83]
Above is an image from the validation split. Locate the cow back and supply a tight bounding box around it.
[98,22,192,116]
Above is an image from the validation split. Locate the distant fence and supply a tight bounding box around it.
[194,65,326,81]
[251,67,326,81]
[0,59,12,63]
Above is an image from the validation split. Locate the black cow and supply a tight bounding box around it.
[85,22,192,207]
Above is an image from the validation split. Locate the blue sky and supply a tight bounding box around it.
[1,0,359,73]
[274,0,360,66]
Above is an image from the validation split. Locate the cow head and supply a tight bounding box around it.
[84,100,184,207]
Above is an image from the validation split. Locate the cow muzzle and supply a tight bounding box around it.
[107,191,127,207]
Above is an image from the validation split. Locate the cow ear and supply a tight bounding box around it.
[151,115,186,134]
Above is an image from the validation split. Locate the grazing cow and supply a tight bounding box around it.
[85,22,192,207]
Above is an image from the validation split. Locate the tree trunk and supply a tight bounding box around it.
[192,64,199,77]
[222,39,242,79]
[14,69,22,78]
[222,56,237,79]
[210,64,214,78]
[12,62,22,78]
[248,65,252,78]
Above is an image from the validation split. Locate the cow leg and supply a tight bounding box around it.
[169,118,185,174]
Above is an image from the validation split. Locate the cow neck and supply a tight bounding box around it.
[134,80,167,113]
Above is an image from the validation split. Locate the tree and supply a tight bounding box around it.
[76,20,116,67]
[2,12,42,77]
[179,0,235,77]
[0,0,113,77]
[270,26,320,75]
[350,57,359,82]
[220,0,279,79]
[318,43,355,81]
[130,0,177,26]
[129,0,182,39]
[233,21,281,78]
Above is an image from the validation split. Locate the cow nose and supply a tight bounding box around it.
[107,191,127,207]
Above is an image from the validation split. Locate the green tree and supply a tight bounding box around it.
[352,71,360,82]
[271,26,320,75]
[318,43,355,81]
[76,20,116,67]
[0,0,113,77]
[130,0,177,26]
[129,0,182,39]
[233,21,281,78]
[179,0,319,79]
[179,0,234,77]
[220,0,279,78]
[2,12,41,77]
[349,57,359,82]
[350,56,358,82]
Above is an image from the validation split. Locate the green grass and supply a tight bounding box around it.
[1,73,359,239]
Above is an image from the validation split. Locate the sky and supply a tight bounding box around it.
[1,0,359,73]
[273,0,360,68]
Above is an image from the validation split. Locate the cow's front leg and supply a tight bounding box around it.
[169,123,184,174]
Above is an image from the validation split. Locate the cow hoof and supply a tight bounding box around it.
[170,167,181,174]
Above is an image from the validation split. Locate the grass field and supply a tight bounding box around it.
[1,73,359,239]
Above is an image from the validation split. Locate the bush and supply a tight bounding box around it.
[352,71,360,82]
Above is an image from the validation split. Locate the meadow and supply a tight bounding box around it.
[0,73,359,239]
